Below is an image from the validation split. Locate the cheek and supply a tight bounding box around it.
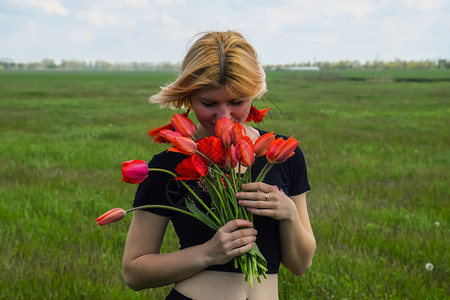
[233,103,252,122]
[192,105,214,123]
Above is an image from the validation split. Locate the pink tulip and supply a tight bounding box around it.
[171,113,197,137]
[122,160,149,184]
[168,137,197,155]
[96,208,126,225]
[254,132,275,157]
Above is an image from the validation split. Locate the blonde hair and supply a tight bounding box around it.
[150,31,267,109]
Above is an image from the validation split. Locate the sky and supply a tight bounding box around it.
[1,0,449,65]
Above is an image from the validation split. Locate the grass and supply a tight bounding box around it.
[0,69,448,299]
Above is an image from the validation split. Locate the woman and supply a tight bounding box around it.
[122,31,316,300]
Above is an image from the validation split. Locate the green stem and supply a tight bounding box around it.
[254,161,275,182]
[148,168,221,225]
[126,205,197,219]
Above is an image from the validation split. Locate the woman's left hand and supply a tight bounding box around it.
[236,182,296,221]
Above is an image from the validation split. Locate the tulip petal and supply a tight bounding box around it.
[245,106,270,123]
[254,132,275,157]
[171,113,197,137]
[215,118,234,147]
[175,153,208,180]
[96,208,126,225]
[122,160,149,184]
[168,137,197,155]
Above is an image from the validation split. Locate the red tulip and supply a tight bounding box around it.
[245,106,270,123]
[148,122,175,143]
[148,112,192,143]
[171,113,197,137]
[168,137,197,155]
[175,153,208,180]
[222,144,237,169]
[273,136,299,163]
[122,160,149,184]
[235,136,255,167]
[159,129,182,143]
[266,136,299,163]
[197,136,225,165]
[254,132,275,156]
[266,138,284,163]
[232,122,247,144]
[96,208,126,225]
[215,118,234,147]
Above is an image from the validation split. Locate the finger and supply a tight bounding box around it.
[239,199,274,209]
[236,190,272,201]
[221,219,253,233]
[229,242,255,257]
[241,182,270,191]
[229,235,257,250]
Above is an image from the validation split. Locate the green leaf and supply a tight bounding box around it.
[185,198,221,230]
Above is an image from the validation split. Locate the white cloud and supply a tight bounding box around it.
[155,0,187,5]
[9,0,68,15]
[161,12,181,27]
[77,10,137,29]
[324,0,379,18]
[403,0,445,11]
[70,29,95,45]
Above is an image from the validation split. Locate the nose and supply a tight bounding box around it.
[216,104,232,119]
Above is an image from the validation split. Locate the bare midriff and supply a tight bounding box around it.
[174,270,278,300]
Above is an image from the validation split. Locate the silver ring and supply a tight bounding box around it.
[265,193,269,201]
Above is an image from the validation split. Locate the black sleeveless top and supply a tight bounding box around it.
[133,129,310,274]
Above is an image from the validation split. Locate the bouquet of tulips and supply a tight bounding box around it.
[96,111,299,286]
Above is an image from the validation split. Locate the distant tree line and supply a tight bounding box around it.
[1,57,449,71]
[0,58,181,71]
[266,58,450,70]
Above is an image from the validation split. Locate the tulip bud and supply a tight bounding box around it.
[168,137,197,155]
[215,118,234,147]
[222,144,237,169]
[273,136,299,163]
[171,113,197,137]
[122,160,149,184]
[96,208,126,225]
[235,137,255,167]
[159,129,182,143]
[254,132,275,157]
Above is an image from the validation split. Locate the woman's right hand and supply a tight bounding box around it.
[203,219,257,266]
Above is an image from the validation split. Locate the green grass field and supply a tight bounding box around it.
[0,69,448,299]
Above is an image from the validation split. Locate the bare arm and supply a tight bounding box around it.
[278,193,316,275]
[237,184,316,275]
[122,210,257,290]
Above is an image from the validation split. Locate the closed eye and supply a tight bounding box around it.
[200,101,216,107]
[230,101,244,106]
